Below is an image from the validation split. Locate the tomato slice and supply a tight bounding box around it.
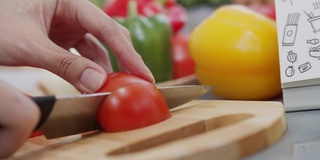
[96,72,171,132]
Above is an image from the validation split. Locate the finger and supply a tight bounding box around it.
[2,26,107,93]
[74,33,113,74]
[25,37,106,93]
[55,0,154,83]
[117,24,133,45]
[117,58,130,73]
[0,81,40,158]
[113,25,139,73]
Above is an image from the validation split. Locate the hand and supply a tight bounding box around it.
[0,0,154,157]
[0,81,40,157]
[0,0,154,93]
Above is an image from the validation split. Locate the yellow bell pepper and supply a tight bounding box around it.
[189,5,281,100]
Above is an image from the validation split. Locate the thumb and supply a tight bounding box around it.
[32,41,106,93]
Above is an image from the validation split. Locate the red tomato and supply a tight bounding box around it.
[96,72,171,132]
[172,34,195,79]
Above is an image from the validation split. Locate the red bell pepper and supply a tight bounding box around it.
[103,0,163,17]
[164,0,188,33]
[103,0,187,33]
[171,33,195,79]
[248,4,276,20]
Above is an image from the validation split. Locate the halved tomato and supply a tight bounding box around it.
[96,72,170,132]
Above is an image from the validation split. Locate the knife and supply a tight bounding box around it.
[31,85,209,139]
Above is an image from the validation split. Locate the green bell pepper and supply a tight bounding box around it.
[108,1,173,83]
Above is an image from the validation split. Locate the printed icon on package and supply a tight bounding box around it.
[282,13,300,46]
[287,50,298,63]
[298,62,312,73]
[305,1,320,33]
[309,45,320,59]
[285,66,295,77]
[282,0,293,5]
[307,38,320,45]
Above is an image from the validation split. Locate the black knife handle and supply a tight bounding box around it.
[31,95,56,131]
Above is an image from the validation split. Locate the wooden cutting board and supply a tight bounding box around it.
[8,100,286,160]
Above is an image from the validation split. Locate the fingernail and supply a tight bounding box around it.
[148,72,156,83]
[150,76,156,84]
[80,68,105,92]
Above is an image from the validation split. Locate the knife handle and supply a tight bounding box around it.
[31,95,56,131]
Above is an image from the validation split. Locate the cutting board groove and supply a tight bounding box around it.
[108,118,205,155]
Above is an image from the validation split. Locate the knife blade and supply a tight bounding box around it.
[31,85,209,139]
